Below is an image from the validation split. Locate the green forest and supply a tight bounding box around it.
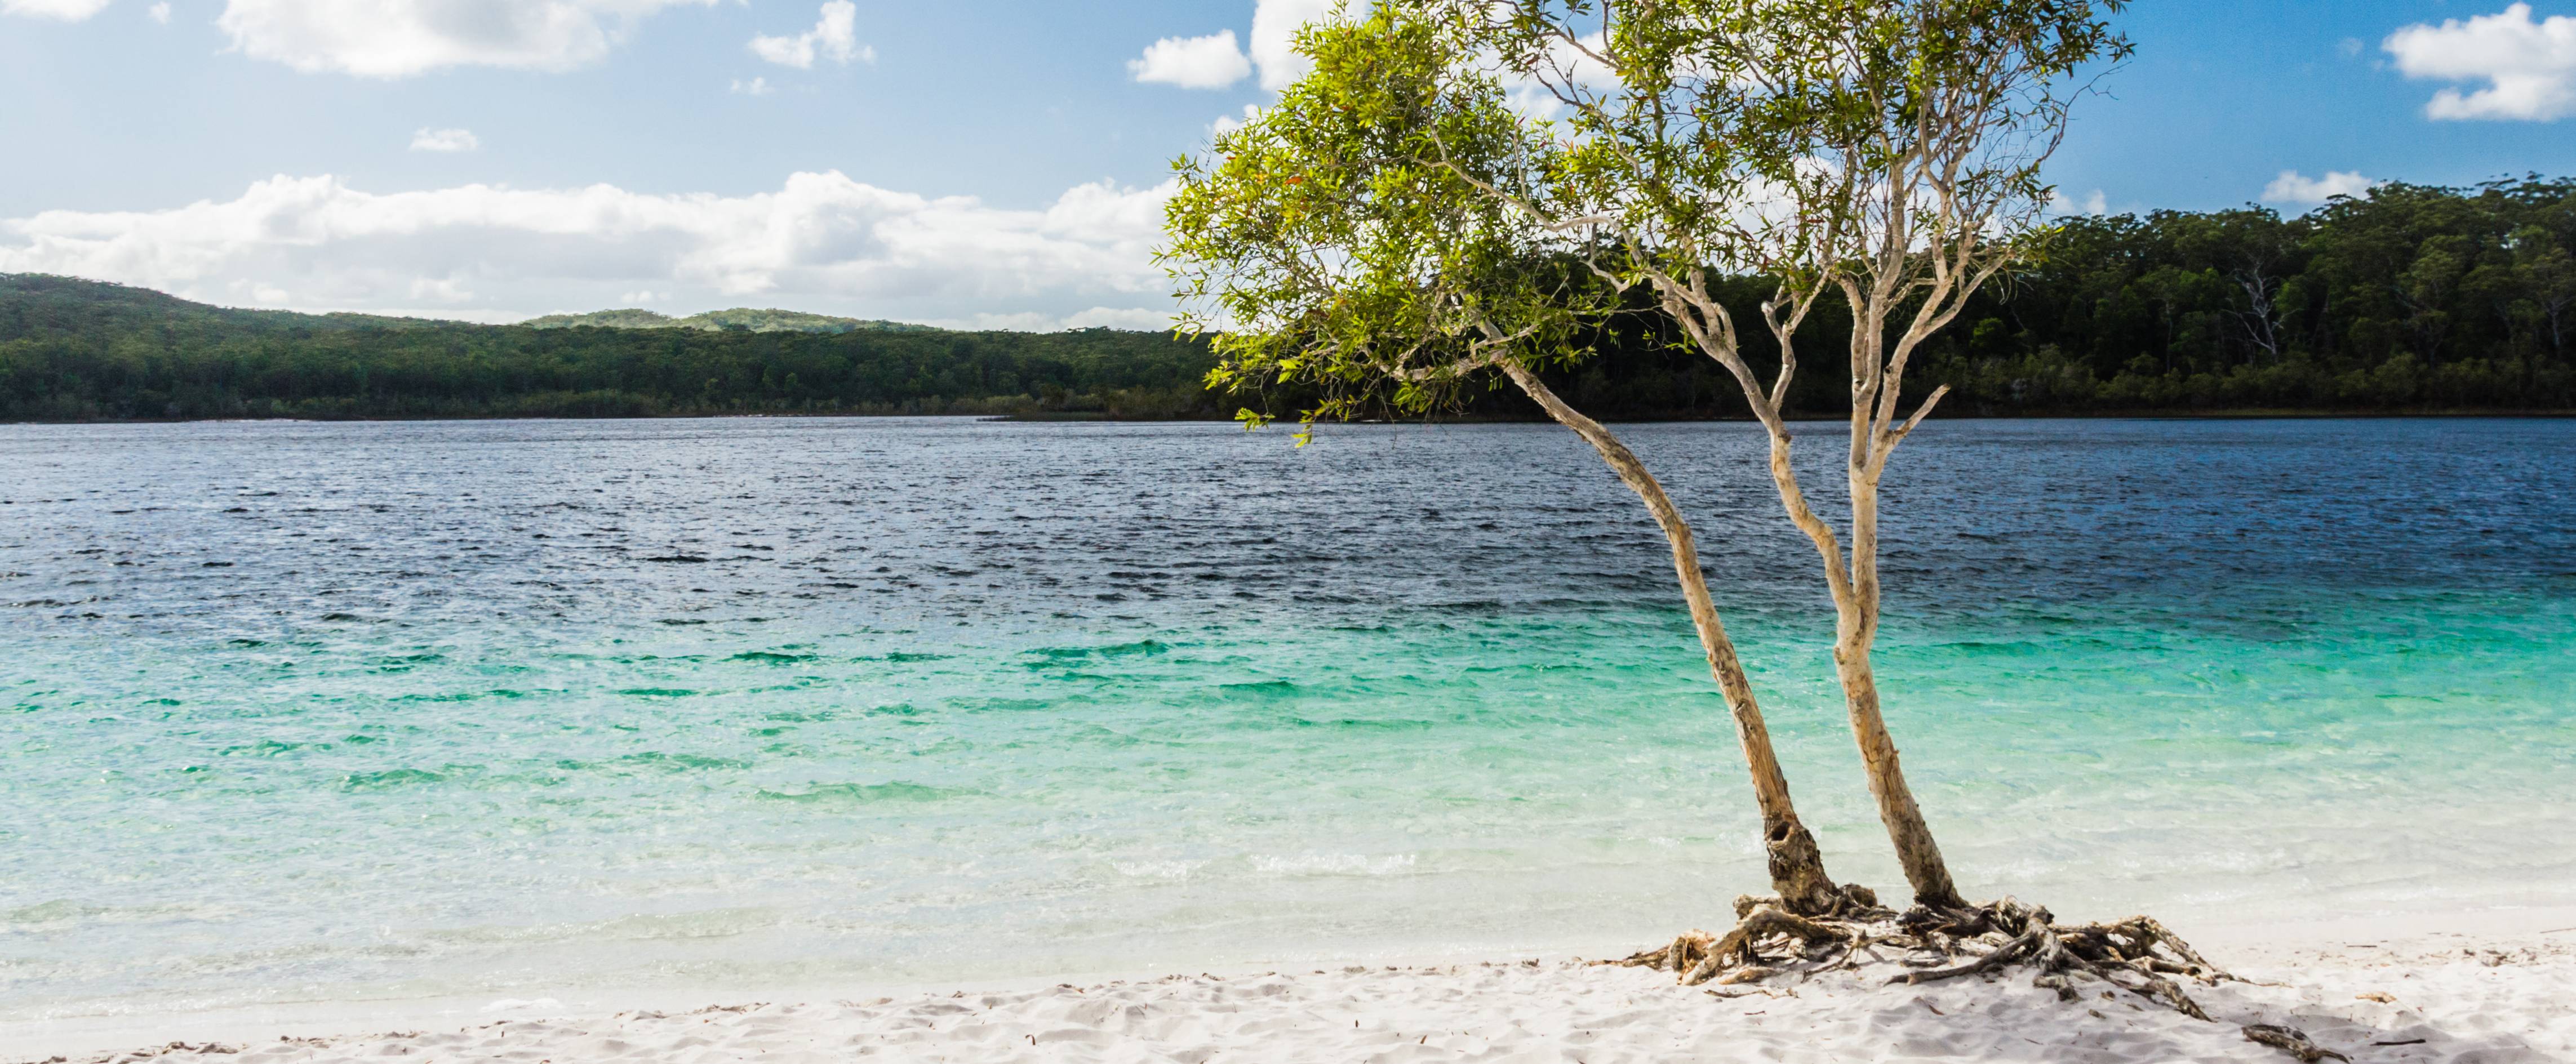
[3,176,2570,422]
[0,279,1227,421]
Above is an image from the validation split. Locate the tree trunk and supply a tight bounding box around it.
[1499,361,1842,914]
[1831,630,1964,909]
[1842,470,1967,910]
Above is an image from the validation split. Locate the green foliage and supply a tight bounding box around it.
[0,275,1223,421]
[1163,8,1611,438]
[1925,175,2576,411]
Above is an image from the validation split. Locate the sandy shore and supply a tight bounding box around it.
[15,923,2573,1063]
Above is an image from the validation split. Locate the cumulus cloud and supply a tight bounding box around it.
[214,0,712,77]
[1247,0,1339,91]
[2048,188,2108,216]
[949,307,1175,332]
[408,127,479,152]
[1127,1,1357,95]
[1210,104,1264,136]
[2384,3,2576,121]
[149,2,170,23]
[0,172,1179,328]
[1128,30,1251,90]
[749,0,868,69]
[730,76,772,96]
[2262,170,2381,206]
[2,0,113,19]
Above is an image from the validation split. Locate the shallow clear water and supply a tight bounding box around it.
[3,416,2571,1021]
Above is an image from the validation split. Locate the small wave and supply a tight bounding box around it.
[341,768,445,790]
[3,900,237,933]
[1252,853,1418,876]
[1113,859,1206,880]
[618,751,753,771]
[1025,639,1172,662]
[728,651,817,664]
[1346,718,1438,731]
[753,781,976,804]
[426,907,783,946]
[220,739,322,757]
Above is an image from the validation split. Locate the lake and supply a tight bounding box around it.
[4,416,2571,1022]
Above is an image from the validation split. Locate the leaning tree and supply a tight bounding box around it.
[1464,0,2129,912]
[1171,0,2251,1026]
[1393,0,2240,1020]
[1160,8,1858,916]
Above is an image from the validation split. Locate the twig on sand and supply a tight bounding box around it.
[2243,1024,2351,1062]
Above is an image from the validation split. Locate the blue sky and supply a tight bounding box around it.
[2,1,2572,327]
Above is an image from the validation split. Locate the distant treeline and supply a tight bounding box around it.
[0,277,1227,421]
[1498,174,2576,417]
[3,176,2570,422]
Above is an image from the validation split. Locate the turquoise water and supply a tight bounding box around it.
[3,417,2571,1021]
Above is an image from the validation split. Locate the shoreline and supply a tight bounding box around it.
[14,907,2573,1064]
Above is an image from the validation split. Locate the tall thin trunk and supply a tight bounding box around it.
[1838,471,1966,910]
[1499,361,1842,914]
[1744,419,1964,910]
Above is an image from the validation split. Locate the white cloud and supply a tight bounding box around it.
[408,127,479,152]
[946,307,1174,332]
[1128,30,1251,90]
[214,0,712,78]
[1498,31,1618,119]
[1210,103,1264,136]
[1247,0,1339,91]
[2047,188,2108,216]
[730,76,772,96]
[2384,3,2576,121]
[149,1,170,23]
[749,0,868,69]
[2261,170,2381,206]
[1129,0,1356,94]
[0,172,1179,328]
[2,0,113,19]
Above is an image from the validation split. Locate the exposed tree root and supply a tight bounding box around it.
[1600,894,2236,1025]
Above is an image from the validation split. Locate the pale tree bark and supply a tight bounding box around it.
[1832,437,1965,911]
[1625,265,1969,911]
[1440,0,2112,915]
[1816,257,1979,911]
[1495,358,1844,914]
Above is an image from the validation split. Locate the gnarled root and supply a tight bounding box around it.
[1892,900,2229,1020]
[1605,893,2233,1022]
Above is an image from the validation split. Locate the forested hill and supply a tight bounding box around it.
[0,276,1226,420]
[3,176,2571,422]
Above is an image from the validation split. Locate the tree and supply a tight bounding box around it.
[1160,8,1854,915]
[1458,0,2125,909]
[2512,226,2574,365]
[1171,3,2246,1009]
[2396,237,2470,368]
[2174,208,2300,364]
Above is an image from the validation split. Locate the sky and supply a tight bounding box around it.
[2,1,2573,328]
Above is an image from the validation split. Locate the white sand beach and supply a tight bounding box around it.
[19,919,2572,1064]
